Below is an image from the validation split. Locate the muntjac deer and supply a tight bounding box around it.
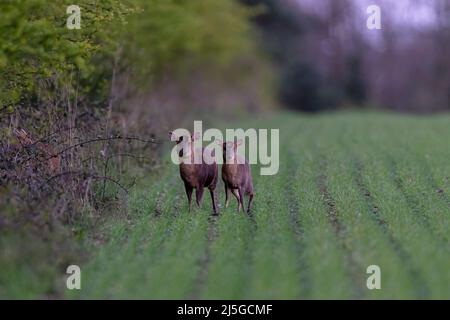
[218,139,254,213]
[169,131,219,215]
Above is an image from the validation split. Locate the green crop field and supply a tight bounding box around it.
[61,112,450,299]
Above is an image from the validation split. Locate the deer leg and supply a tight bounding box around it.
[209,187,218,215]
[231,189,241,212]
[238,188,245,214]
[224,184,230,208]
[247,193,254,214]
[196,187,205,208]
[184,184,193,212]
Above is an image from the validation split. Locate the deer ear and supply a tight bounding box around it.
[236,139,243,146]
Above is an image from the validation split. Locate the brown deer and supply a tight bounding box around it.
[218,139,254,213]
[169,131,219,215]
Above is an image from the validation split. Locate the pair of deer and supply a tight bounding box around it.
[169,131,254,215]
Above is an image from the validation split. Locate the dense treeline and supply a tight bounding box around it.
[242,0,450,113]
[0,0,267,115]
[0,0,128,110]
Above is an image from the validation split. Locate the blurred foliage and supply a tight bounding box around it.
[0,0,133,110]
[344,56,367,105]
[280,63,341,112]
[243,0,368,112]
[0,0,260,111]
[122,0,257,83]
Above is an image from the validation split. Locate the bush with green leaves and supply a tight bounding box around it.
[0,0,134,111]
[0,0,259,112]
[121,0,257,82]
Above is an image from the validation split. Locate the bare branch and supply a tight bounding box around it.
[44,170,129,194]
[51,136,162,160]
